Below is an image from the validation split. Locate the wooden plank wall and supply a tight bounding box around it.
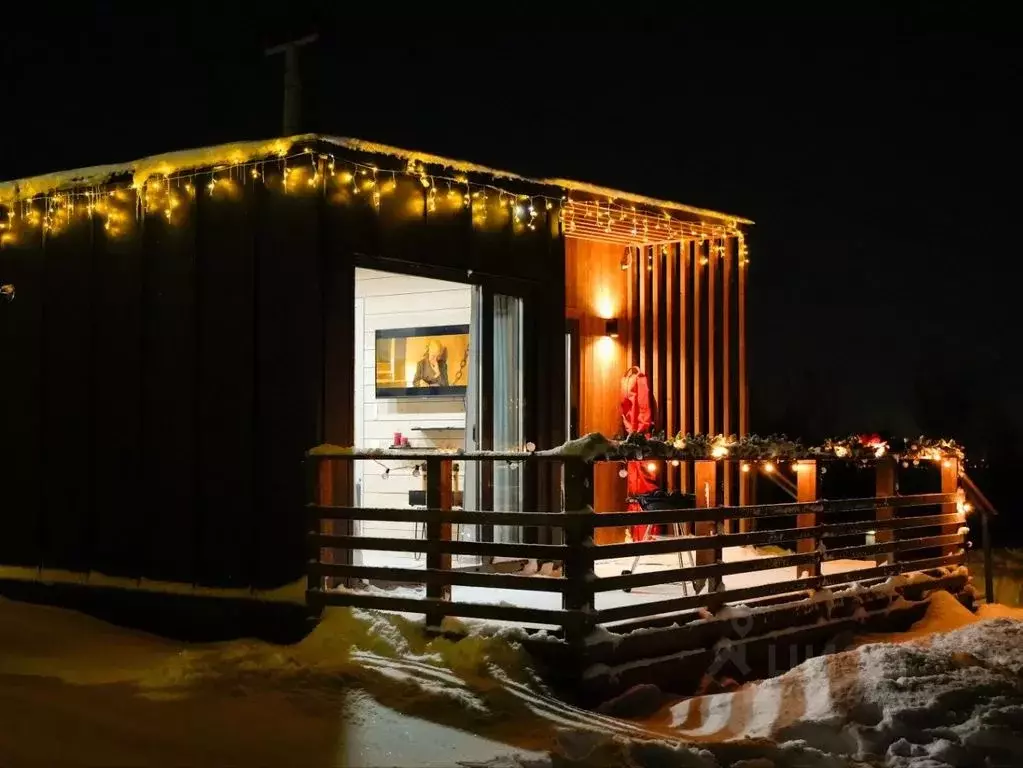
[0,140,564,590]
[564,239,628,544]
[618,236,747,516]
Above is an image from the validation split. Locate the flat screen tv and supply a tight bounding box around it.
[374,324,471,398]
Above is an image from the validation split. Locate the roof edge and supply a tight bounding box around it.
[1,133,753,225]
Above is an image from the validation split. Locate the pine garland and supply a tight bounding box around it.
[598,432,965,464]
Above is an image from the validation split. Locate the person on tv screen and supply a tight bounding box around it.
[413,339,448,387]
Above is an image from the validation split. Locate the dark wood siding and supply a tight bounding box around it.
[0,141,564,590]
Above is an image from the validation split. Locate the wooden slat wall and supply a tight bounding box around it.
[565,232,747,532]
[606,234,747,506]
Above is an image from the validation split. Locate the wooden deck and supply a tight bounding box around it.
[305,448,974,700]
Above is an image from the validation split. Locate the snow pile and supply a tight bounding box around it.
[0,596,553,766]
[3,589,1023,767]
[536,432,616,460]
[664,591,1023,766]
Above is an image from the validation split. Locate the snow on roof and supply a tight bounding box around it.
[323,136,754,225]
[0,133,753,225]
[0,135,305,203]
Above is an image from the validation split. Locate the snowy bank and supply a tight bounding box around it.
[2,590,1022,767]
[660,591,1023,766]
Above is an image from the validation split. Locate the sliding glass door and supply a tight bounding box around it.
[491,293,524,542]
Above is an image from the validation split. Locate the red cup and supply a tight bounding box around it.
[394,432,403,447]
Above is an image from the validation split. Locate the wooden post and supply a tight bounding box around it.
[941,459,959,558]
[722,238,733,522]
[666,245,676,491]
[652,245,662,433]
[982,509,995,604]
[679,240,690,494]
[707,238,716,441]
[563,459,596,651]
[694,460,721,594]
[305,458,322,596]
[795,461,819,578]
[639,246,650,375]
[738,236,750,509]
[317,458,339,589]
[425,457,453,627]
[626,246,637,366]
[875,459,896,565]
[693,241,702,436]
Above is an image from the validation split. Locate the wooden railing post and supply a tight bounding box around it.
[425,457,453,628]
[941,459,960,558]
[795,460,819,578]
[694,460,721,594]
[875,458,896,565]
[982,508,995,604]
[563,459,596,650]
[318,458,339,590]
[306,458,322,596]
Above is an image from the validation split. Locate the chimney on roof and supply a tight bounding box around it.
[264,33,318,136]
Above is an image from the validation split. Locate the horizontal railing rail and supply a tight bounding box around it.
[309,504,580,528]
[309,495,957,532]
[311,534,569,560]
[306,452,969,644]
[584,493,956,528]
[592,551,967,624]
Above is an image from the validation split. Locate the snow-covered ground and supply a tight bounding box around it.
[660,591,1023,766]
[1,588,1021,767]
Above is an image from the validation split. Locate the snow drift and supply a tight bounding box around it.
[661,592,1023,766]
[2,590,1022,767]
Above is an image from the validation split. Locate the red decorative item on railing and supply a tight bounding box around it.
[620,367,654,436]
[620,367,659,539]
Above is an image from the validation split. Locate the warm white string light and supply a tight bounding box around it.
[0,145,746,250]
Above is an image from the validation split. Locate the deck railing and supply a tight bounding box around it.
[305,450,968,647]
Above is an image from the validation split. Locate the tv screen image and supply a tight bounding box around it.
[374,325,471,398]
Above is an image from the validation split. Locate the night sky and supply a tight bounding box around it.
[2,8,1018,508]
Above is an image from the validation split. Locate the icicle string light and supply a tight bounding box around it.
[0,145,746,247]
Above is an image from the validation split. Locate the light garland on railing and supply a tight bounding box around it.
[599,432,966,466]
[0,143,745,251]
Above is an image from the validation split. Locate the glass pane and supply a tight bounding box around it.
[493,293,523,543]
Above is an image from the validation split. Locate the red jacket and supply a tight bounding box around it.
[620,366,654,436]
[621,367,659,539]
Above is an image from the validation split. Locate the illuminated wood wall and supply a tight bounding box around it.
[566,234,750,540]
[624,238,750,517]
[565,239,628,542]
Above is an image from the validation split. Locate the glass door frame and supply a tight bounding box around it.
[351,253,563,543]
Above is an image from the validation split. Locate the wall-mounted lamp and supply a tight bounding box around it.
[604,318,620,338]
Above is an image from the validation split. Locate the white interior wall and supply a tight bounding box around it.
[353,267,472,568]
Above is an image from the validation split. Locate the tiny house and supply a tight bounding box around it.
[0,136,974,697]
[0,134,752,590]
